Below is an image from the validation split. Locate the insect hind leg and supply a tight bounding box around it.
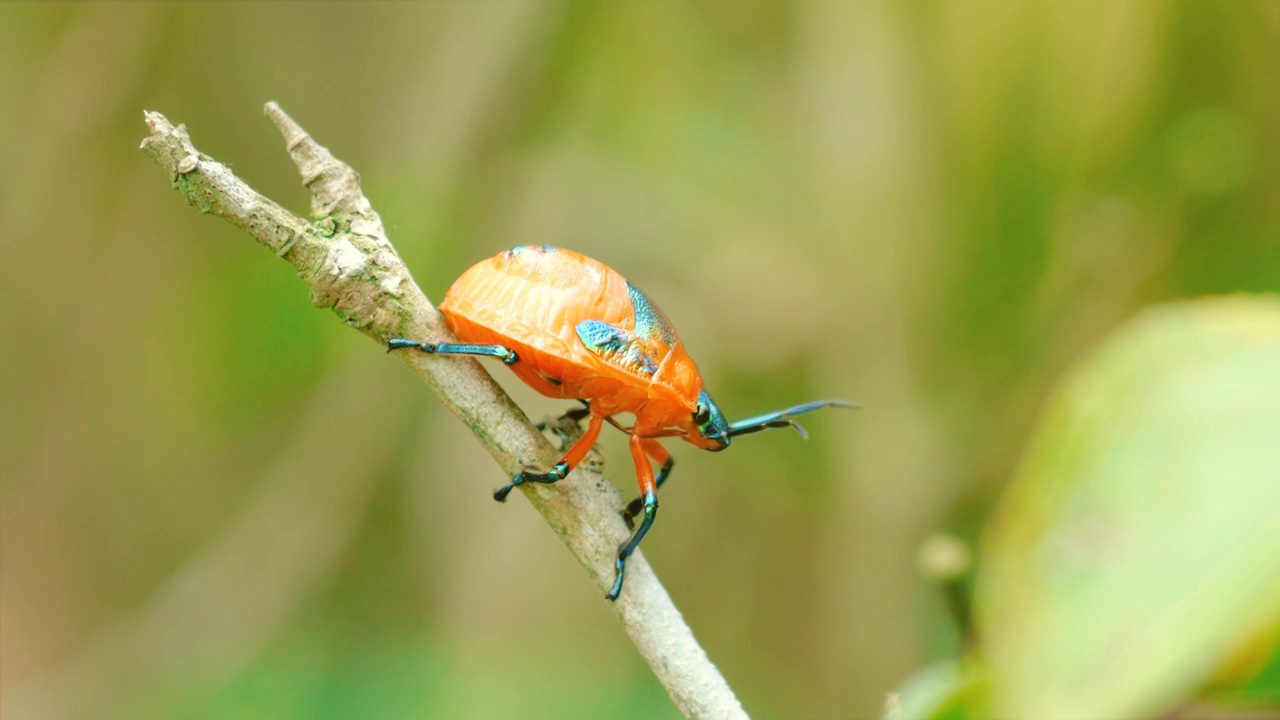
[387,338,518,365]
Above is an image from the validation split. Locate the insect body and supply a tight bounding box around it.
[389,245,852,600]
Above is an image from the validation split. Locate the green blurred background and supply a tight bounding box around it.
[1,2,1277,718]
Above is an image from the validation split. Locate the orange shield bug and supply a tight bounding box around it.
[390,245,854,600]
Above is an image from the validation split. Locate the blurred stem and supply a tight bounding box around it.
[139,104,746,720]
[917,532,975,649]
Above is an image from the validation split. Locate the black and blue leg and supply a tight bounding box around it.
[623,458,672,529]
[623,438,673,529]
[608,488,657,601]
[608,435,663,601]
[387,337,518,365]
[494,414,605,503]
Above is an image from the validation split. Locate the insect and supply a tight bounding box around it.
[389,245,854,600]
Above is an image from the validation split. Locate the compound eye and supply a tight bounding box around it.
[694,405,711,427]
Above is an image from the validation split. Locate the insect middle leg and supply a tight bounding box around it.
[493,414,605,502]
[537,403,636,436]
[608,434,660,601]
[623,438,673,529]
[535,401,592,431]
[387,337,518,365]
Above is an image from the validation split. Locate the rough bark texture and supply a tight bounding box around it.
[140,103,747,720]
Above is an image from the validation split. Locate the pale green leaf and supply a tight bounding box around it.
[978,296,1280,719]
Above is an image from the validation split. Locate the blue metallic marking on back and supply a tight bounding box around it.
[576,320,622,351]
[507,244,557,258]
[626,281,676,345]
[576,319,658,376]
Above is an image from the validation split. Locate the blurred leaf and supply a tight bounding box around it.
[1202,642,1280,707]
[977,296,1280,719]
[1235,644,1280,703]
[883,659,988,720]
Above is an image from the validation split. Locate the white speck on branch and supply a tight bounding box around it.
[139,103,748,720]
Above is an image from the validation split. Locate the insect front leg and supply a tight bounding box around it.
[493,414,605,502]
[622,438,673,530]
[608,434,660,601]
[387,338,518,365]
